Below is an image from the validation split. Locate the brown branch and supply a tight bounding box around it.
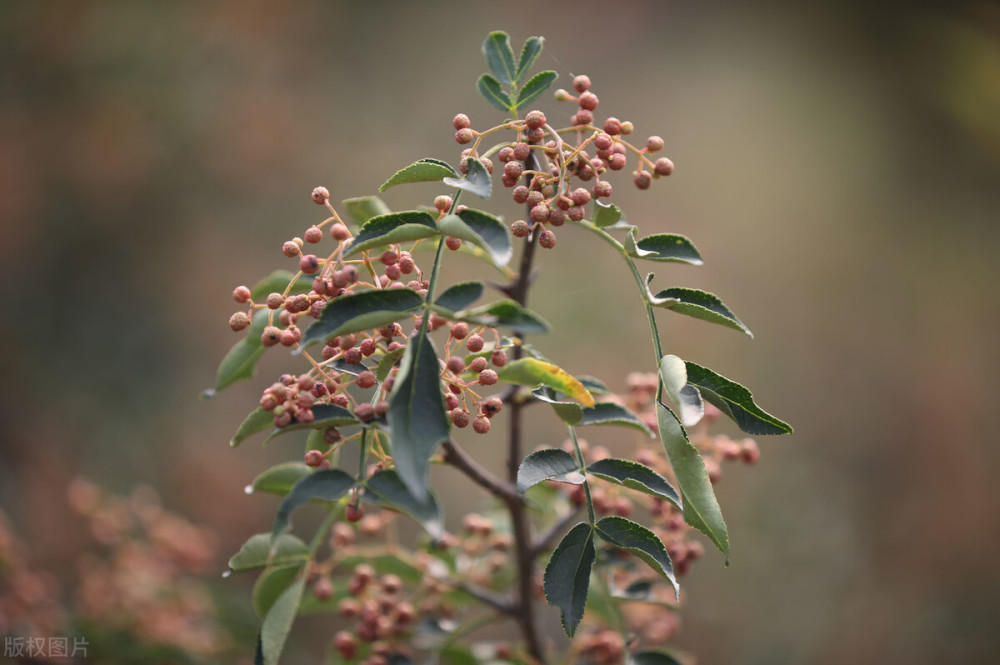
[441,440,518,503]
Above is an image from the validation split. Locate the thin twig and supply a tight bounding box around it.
[441,440,518,503]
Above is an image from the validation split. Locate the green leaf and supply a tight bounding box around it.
[515,36,544,84]
[250,270,312,301]
[544,522,596,637]
[298,288,423,349]
[649,287,752,337]
[531,386,584,424]
[659,354,704,428]
[477,73,513,112]
[258,570,307,665]
[498,358,595,407]
[271,469,355,539]
[380,158,458,192]
[450,299,549,334]
[587,459,681,509]
[228,533,308,573]
[345,211,440,257]
[263,404,359,444]
[435,281,484,312]
[517,449,585,494]
[684,362,793,435]
[231,407,274,447]
[364,469,443,541]
[251,462,312,496]
[375,346,406,382]
[628,230,703,265]
[657,401,729,557]
[343,196,391,225]
[631,650,685,665]
[438,209,513,267]
[577,375,610,395]
[515,70,558,109]
[253,563,302,619]
[593,200,623,228]
[443,157,492,199]
[483,31,517,85]
[595,516,678,597]
[211,308,273,394]
[579,402,655,437]
[615,580,653,600]
[388,329,450,501]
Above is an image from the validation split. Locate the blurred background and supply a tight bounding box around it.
[2,1,999,663]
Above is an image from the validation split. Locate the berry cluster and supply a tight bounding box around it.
[452,74,674,249]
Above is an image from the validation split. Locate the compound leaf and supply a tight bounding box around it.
[515,36,544,84]
[483,31,517,85]
[515,70,558,109]
[477,73,512,112]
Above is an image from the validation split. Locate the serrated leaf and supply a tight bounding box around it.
[435,281,484,312]
[231,407,274,447]
[628,229,703,265]
[299,288,424,349]
[380,158,458,192]
[587,459,681,509]
[451,299,549,334]
[388,329,450,501]
[579,402,655,437]
[531,386,584,424]
[515,70,558,109]
[593,200,623,228]
[258,570,306,665]
[483,31,517,85]
[250,270,312,301]
[443,157,492,199]
[263,404,359,444]
[345,211,440,257]
[253,564,302,620]
[649,287,752,337]
[271,469,355,539]
[684,362,792,435]
[228,533,308,573]
[515,36,544,84]
[438,209,513,267]
[544,522,595,637]
[212,308,273,394]
[343,196,391,225]
[364,469,443,541]
[517,449,585,494]
[659,354,704,427]
[498,358,595,407]
[595,516,678,597]
[657,401,729,557]
[251,462,312,496]
[375,346,406,382]
[477,73,512,112]
[631,650,685,665]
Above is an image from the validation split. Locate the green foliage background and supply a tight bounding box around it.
[2,1,999,663]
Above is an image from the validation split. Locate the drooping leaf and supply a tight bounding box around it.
[649,287,752,337]
[263,404,359,444]
[364,469,443,541]
[517,449,585,494]
[388,329,450,501]
[435,281,485,312]
[656,401,729,557]
[271,469,355,539]
[477,73,513,112]
[250,270,311,301]
[251,462,312,496]
[345,211,440,257]
[375,346,407,382]
[515,36,544,84]
[684,362,793,435]
[515,70,558,110]
[483,31,517,85]
[228,533,308,573]
[343,196,391,226]
[544,522,596,637]
[438,209,513,267]
[587,459,681,509]
[443,157,492,199]
[298,288,424,349]
[531,386,584,425]
[579,402,655,437]
[253,564,302,619]
[659,354,704,427]
[595,516,678,597]
[498,358,595,407]
[627,229,703,265]
[380,158,458,192]
[593,200,623,228]
[212,308,273,394]
[258,571,307,665]
[450,300,549,334]
[231,407,274,447]
[631,650,685,665]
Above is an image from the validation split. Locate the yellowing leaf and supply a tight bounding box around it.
[497,358,595,407]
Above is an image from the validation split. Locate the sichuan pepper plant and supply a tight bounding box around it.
[210,32,793,665]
